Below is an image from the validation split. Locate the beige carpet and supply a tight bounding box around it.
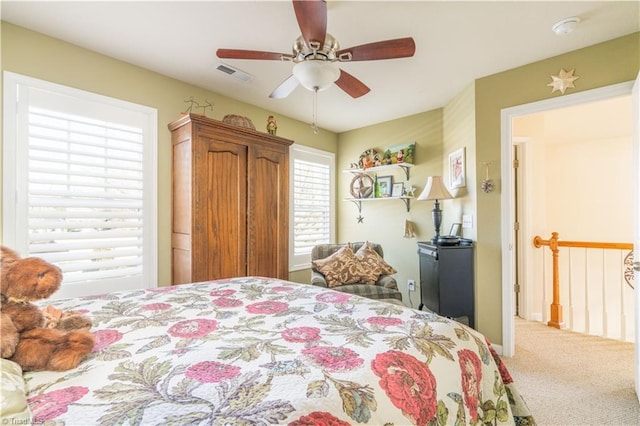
[501,318,639,426]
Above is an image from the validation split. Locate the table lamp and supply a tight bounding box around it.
[417,176,453,244]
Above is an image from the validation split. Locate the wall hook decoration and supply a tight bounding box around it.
[481,162,494,193]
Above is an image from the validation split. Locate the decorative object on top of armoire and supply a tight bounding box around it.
[222,114,256,130]
[168,114,293,284]
[266,115,277,135]
[182,97,213,116]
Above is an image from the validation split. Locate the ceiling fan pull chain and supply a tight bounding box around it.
[312,87,319,134]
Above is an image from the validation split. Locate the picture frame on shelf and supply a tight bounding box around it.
[449,223,462,237]
[391,182,404,198]
[449,147,466,189]
[383,141,416,164]
[377,175,393,197]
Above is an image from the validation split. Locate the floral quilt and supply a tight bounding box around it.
[23,277,535,425]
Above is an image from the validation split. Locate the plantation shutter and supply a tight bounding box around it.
[290,145,335,270]
[3,72,157,298]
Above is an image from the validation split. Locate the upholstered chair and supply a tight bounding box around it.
[310,242,403,303]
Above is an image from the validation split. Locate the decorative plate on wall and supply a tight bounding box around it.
[358,148,378,169]
[350,173,374,198]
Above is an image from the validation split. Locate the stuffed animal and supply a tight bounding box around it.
[0,246,94,371]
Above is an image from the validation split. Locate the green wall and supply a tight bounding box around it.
[474,32,639,343]
[337,109,443,309]
[2,21,638,344]
[336,32,638,344]
[0,22,338,287]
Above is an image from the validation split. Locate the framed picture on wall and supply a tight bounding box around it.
[449,147,466,189]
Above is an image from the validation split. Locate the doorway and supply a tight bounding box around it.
[500,81,635,357]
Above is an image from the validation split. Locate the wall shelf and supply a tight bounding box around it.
[344,163,414,180]
[345,196,413,213]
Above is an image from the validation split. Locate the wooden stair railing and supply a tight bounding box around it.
[533,232,633,329]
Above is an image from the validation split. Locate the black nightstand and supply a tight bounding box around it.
[417,241,475,328]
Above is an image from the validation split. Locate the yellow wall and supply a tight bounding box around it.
[0,22,338,287]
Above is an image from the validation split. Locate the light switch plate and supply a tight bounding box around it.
[462,214,473,229]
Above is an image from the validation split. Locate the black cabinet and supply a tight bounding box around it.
[417,242,474,328]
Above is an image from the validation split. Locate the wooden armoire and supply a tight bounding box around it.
[168,114,293,284]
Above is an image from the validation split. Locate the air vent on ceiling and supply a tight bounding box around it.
[216,64,254,82]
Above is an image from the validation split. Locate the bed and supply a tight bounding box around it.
[14,277,534,425]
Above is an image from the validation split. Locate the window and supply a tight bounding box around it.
[289,145,335,270]
[3,72,157,299]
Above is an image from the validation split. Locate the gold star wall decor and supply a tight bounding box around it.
[547,68,579,94]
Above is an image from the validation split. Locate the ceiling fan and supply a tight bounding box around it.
[216,0,416,101]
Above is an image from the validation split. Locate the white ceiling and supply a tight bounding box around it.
[2,1,638,133]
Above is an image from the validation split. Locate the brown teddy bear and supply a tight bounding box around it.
[1,246,95,371]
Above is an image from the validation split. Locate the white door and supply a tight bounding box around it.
[633,71,640,402]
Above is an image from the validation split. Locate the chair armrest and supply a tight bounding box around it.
[311,270,329,287]
[376,275,398,289]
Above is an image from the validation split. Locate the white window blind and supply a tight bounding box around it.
[289,145,335,270]
[3,72,157,298]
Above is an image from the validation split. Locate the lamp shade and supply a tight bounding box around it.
[417,176,453,201]
[293,60,340,92]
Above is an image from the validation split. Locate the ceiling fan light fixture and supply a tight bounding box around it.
[293,60,340,92]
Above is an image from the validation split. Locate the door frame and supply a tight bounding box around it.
[500,80,635,357]
[632,71,639,402]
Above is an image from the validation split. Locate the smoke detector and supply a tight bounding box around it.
[552,17,581,35]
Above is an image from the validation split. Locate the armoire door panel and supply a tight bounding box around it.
[195,139,247,281]
[247,147,289,278]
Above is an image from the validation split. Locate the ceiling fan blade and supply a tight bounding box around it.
[269,74,300,99]
[217,48,291,61]
[293,0,327,49]
[337,37,416,61]
[335,69,370,99]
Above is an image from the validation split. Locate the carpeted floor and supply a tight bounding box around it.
[501,318,639,426]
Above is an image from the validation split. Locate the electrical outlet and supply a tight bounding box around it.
[407,279,415,292]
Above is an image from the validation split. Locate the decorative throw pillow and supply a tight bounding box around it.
[312,244,366,288]
[355,242,397,283]
[0,359,32,424]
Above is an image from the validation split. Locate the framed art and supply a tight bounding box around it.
[391,182,404,198]
[449,223,461,237]
[449,147,466,189]
[377,175,393,197]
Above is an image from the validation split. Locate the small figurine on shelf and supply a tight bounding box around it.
[267,115,278,135]
[362,156,373,169]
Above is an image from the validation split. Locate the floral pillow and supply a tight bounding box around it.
[355,242,397,283]
[312,245,366,288]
